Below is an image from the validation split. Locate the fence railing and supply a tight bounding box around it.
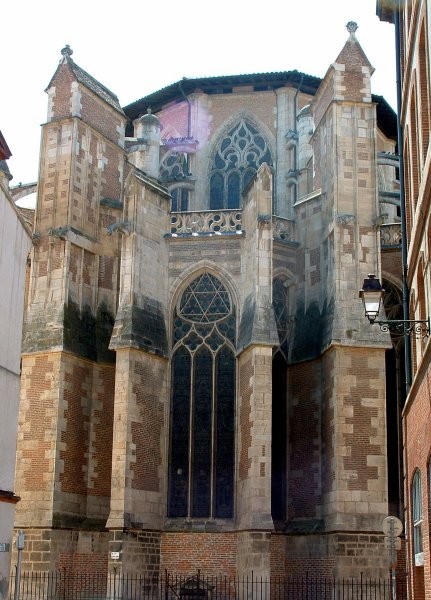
[7,571,408,600]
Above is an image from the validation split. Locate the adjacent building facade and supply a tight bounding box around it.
[379,0,431,598]
[0,133,32,599]
[14,26,403,582]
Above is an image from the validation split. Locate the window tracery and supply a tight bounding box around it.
[160,152,190,211]
[210,119,272,209]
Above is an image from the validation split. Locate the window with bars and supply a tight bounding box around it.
[209,119,272,210]
[168,273,235,519]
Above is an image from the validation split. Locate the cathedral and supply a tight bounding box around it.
[14,23,403,582]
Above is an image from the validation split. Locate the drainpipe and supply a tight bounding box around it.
[293,73,304,203]
[178,78,192,137]
[178,78,192,176]
[394,8,412,392]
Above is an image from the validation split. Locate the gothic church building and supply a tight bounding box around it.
[14,24,402,580]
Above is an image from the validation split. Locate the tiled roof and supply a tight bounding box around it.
[123,71,397,140]
[123,70,321,121]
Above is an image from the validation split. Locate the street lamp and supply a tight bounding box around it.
[359,274,430,338]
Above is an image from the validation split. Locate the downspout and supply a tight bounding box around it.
[394,8,412,392]
[179,78,192,176]
[179,78,192,138]
[293,74,304,204]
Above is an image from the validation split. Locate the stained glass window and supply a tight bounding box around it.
[160,152,189,181]
[160,152,190,211]
[168,273,236,519]
[209,119,272,209]
[170,188,189,212]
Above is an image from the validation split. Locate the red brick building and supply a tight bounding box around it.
[378,0,431,597]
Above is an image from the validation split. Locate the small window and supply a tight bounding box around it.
[412,470,424,565]
[171,188,189,212]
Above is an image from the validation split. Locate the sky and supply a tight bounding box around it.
[1,0,398,190]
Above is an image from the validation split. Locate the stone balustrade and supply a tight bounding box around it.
[170,209,243,237]
[168,211,298,243]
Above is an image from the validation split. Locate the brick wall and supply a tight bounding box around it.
[109,530,161,577]
[272,532,390,579]
[403,353,431,599]
[15,353,61,526]
[131,359,164,492]
[288,359,322,519]
[10,529,109,573]
[160,533,237,577]
[321,346,387,533]
[238,357,253,482]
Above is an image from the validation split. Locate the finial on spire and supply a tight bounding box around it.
[61,45,73,58]
[147,108,152,114]
[346,21,358,34]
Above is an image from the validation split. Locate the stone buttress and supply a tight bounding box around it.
[15,46,126,572]
[283,24,391,578]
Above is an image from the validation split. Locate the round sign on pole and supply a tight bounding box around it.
[382,516,403,537]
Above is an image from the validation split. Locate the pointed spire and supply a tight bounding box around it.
[334,21,374,76]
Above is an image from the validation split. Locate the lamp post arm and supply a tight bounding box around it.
[371,318,430,338]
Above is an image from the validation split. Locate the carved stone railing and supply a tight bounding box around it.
[170,210,242,236]
[273,216,296,243]
[168,210,297,242]
[380,223,402,248]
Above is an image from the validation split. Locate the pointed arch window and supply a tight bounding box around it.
[210,119,272,210]
[160,152,190,211]
[160,151,189,181]
[168,273,236,519]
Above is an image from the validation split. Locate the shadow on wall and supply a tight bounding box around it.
[291,298,334,362]
[64,301,116,363]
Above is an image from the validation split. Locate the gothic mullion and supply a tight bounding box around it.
[187,351,195,518]
[210,347,216,519]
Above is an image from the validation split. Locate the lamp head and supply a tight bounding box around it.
[359,274,384,323]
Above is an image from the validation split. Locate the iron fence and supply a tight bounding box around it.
[7,571,408,600]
